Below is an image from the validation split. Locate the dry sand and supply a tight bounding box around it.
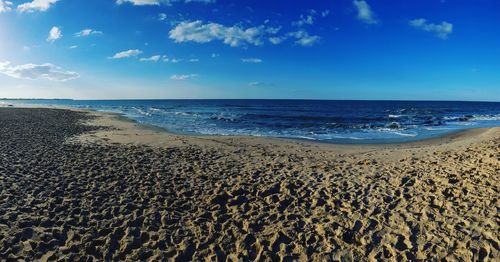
[0,107,498,261]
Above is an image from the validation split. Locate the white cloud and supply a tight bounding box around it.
[248,81,264,87]
[47,26,62,43]
[158,13,167,21]
[353,0,378,24]
[409,18,453,39]
[158,56,183,63]
[270,30,320,46]
[292,10,325,27]
[292,14,314,27]
[265,26,281,34]
[241,58,262,63]
[139,55,161,62]
[116,0,164,5]
[162,56,170,62]
[169,20,280,47]
[0,1,13,13]
[0,61,79,81]
[267,13,320,47]
[74,28,103,37]
[110,49,142,59]
[269,36,286,45]
[69,45,78,49]
[295,36,320,46]
[211,53,219,58]
[170,74,197,80]
[189,58,199,62]
[289,30,320,46]
[17,0,59,13]
[116,0,214,6]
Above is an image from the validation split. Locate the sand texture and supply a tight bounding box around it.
[0,108,499,261]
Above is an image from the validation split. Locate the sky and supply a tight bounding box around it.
[0,0,499,101]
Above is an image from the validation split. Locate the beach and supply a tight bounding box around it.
[0,107,498,261]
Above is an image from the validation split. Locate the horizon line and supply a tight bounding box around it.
[1,98,500,103]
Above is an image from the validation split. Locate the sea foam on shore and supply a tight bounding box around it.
[4,99,500,143]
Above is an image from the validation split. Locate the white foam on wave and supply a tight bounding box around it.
[149,107,163,112]
[472,114,500,121]
[388,114,405,118]
[374,128,418,137]
[328,135,365,140]
[392,131,418,137]
[291,135,318,140]
[449,121,475,126]
[79,104,499,143]
[423,127,454,131]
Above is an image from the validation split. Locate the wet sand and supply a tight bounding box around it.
[0,107,498,261]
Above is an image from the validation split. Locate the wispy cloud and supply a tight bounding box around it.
[47,26,62,43]
[116,0,215,6]
[74,28,103,37]
[287,30,320,46]
[0,61,79,81]
[17,0,59,13]
[292,13,315,27]
[169,20,280,47]
[353,0,379,24]
[409,19,453,39]
[69,45,78,49]
[170,74,198,80]
[139,55,161,62]
[110,49,142,59]
[116,0,163,5]
[241,58,262,63]
[160,56,183,63]
[269,33,320,46]
[292,9,325,27]
[269,36,286,45]
[248,81,264,87]
[0,0,13,13]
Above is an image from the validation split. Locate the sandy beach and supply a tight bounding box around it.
[0,107,498,261]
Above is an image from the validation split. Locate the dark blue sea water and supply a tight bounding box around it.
[3,99,499,143]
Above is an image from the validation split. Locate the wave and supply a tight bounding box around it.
[10,99,497,143]
[388,114,405,118]
[471,114,500,121]
[95,105,500,142]
[209,113,239,122]
[149,107,163,112]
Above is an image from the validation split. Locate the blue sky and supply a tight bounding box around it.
[0,0,499,101]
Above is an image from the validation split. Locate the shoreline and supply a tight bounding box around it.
[4,103,498,147]
[78,107,498,152]
[0,106,498,260]
[6,103,497,149]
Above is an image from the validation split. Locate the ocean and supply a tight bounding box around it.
[2,99,499,143]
